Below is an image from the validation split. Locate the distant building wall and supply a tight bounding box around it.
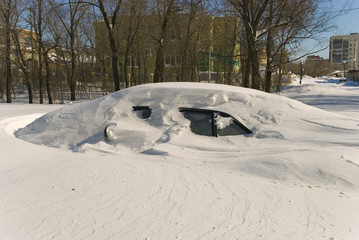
[347,70,359,82]
[329,33,359,70]
[94,14,241,82]
[306,55,323,61]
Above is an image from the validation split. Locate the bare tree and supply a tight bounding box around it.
[122,0,145,88]
[264,0,337,92]
[91,0,123,91]
[178,0,205,82]
[227,0,270,90]
[227,0,338,92]
[211,5,241,85]
[7,1,34,103]
[41,25,60,104]
[52,0,89,101]
[28,0,47,103]
[11,28,34,103]
[46,8,70,102]
[0,0,17,103]
[151,0,185,83]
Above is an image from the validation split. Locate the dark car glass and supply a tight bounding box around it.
[215,113,249,136]
[182,111,214,136]
[133,106,152,119]
[179,108,252,137]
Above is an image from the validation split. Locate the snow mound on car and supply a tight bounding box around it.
[15,82,358,152]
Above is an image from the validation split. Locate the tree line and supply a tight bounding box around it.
[0,0,338,104]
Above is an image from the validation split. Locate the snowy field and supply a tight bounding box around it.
[1,77,359,240]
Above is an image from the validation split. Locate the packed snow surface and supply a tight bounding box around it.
[1,78,359,240]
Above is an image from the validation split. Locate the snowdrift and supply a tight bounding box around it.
[2,80,359,239]
[14,82,359,186]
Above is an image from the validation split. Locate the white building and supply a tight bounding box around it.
[329,33,359,70]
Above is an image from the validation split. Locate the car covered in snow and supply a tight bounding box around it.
[104,106,252,141]
[15,82,359,153]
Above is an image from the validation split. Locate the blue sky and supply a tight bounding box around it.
[296,0,359,60]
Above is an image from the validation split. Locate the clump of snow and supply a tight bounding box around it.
[214,114,233,129]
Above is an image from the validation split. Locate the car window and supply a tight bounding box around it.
[215,113,250,136]
[181,110,214,136]
[179,108,251,137]
[133,106,152,119]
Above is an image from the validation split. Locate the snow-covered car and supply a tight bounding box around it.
[105,106,252,140]
[15,82,359,154]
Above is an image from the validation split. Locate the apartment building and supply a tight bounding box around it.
[0,28,35,62]
[329,33,359,70]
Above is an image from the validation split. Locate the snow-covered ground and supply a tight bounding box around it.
[282,76,359,119]
[1,77,358,240]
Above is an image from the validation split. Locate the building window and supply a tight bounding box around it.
[333,39,342,48]
[25,37,32,48]
[333,54,342,63]
[165,56,182,67]
[343,39,349,48]
[126,56,140,68]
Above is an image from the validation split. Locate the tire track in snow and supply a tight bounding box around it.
[0,114,43,136]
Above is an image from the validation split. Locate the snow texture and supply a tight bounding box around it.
[1,77,359,240]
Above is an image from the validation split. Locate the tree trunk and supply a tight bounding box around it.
[26,75,33,103]
[112,55,120,90]
[131,51,137,86]
[44,52,53,104]
[124,52,129,88]
[69,22,77,101]
[98,0,122,91]
[265,58,272,93]
[243,15,261,90]
[231,0,270,90]
[38,46,44,103]
[5,0,12,103]
[248,40,261,90]
[70,49,76,101]
[11,25,33,103]
[153,0,174,83]
[241,55,250,88]
[265,2,274,93]
[154,41,165,82]
[35,0,45,103]
[109,29,120,90]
